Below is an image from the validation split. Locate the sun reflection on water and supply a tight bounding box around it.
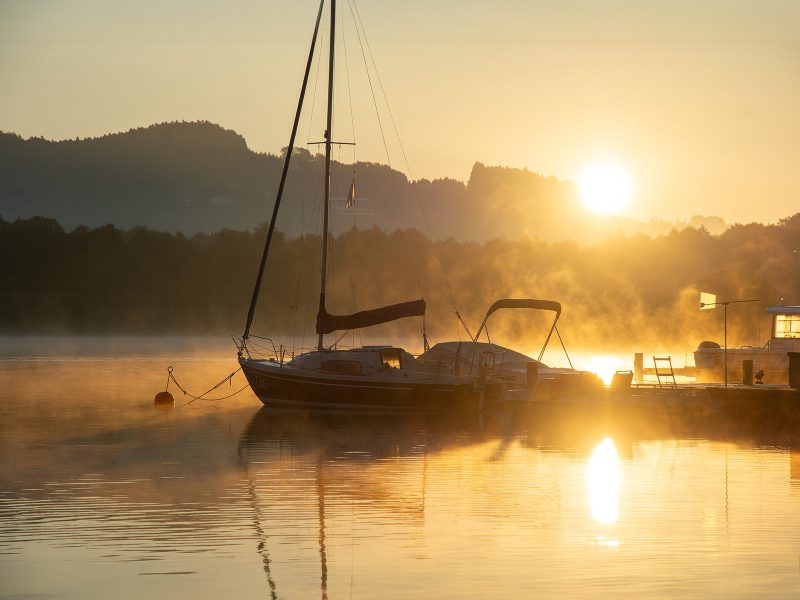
[587,437,621,524]
[582,355,628,385]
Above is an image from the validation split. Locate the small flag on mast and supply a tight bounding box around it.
[345,178,356,208]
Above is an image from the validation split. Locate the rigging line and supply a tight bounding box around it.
[331,328,351,347]
[351,0,465,322]
[350,1,461,333]
[350,225,361,348]
[301,166,326,352]
[341,0,357,147]
[291,193,309,352]
[347,0,424,303]
[455,309,475,341]
[306,26,326,145]
[346,0,391,176]
[291,108,324,352]
[247,341,278,358]
[351,0,428,231]
[341,0,361,349]
[243,0,325,341]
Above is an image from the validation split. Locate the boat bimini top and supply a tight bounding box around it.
[472,299,562,363]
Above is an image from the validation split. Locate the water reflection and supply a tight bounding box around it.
[236,409,490,599]
[586,437,621,524]
[791,451,800,486]
[3,350,800,598]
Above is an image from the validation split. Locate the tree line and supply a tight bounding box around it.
[2,214,798,353]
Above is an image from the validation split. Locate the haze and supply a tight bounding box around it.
[2,0,799,224]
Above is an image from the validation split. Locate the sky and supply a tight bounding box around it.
[1,0,799,223]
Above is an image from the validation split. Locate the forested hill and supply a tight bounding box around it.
[1,121,723,242]
[0,122,275,234]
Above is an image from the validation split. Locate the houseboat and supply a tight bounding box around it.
[694,305,800,383]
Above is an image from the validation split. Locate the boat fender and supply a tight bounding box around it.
[154,365,175,408]
[154,390,175,409]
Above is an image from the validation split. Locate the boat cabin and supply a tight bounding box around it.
[290,347,421,375]
[769,306,800,340]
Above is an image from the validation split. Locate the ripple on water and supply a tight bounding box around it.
[2,352,800,599]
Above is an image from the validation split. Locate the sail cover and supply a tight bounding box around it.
[316,298,426,335]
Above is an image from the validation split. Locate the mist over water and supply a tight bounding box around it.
[5,214,799,359]
[1,337,800,598]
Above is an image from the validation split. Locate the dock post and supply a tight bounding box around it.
[788,352,800,389]
[634,353,643,384]
[742,359,753,386]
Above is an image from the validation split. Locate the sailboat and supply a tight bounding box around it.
[235,0,478,411]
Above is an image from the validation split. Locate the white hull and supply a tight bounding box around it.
[694,341,800,383]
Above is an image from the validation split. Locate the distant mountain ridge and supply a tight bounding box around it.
[0,121,725,241]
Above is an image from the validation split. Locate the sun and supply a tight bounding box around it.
[578,162,632,215]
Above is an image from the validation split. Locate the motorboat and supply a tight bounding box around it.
[419,299,604,400]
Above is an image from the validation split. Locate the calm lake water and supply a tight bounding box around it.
[1,337,799,599]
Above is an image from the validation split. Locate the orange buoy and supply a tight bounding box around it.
[154,390,175,409]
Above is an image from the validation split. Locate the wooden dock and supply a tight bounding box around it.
[491,381,800,443]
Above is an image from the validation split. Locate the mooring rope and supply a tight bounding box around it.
[166,365,250,406]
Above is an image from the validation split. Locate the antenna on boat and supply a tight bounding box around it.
[318,0,336,352]
[699,293,760,388]
[241,0,326,344]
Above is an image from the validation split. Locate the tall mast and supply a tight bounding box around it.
[242,0,325,342]
[317,0,336,352]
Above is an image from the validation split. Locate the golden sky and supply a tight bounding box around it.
[1,0,798,223]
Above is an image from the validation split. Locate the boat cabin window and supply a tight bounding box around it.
[321,360,363,375]
[380,348,402,369]
[775,314,800,339]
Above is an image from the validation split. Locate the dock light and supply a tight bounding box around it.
[699,292,759,388]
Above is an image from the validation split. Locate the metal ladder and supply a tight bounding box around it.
[653,356,677,389]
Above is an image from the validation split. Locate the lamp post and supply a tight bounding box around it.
[700,296,760,388]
